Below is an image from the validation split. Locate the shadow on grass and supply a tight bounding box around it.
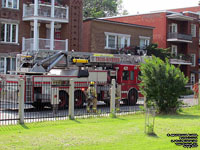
[72,119,81,124]
[147,132,159,138]
[20,124,29,129]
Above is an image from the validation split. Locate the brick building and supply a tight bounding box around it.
[0,0,83,74]
[104,7,200,86]
[82,18,154,54]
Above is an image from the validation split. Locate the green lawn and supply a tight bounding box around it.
[0,107,200,150]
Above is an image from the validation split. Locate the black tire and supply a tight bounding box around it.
[74,90,85,108]
[59,91,68,109]
[128,89,138,105]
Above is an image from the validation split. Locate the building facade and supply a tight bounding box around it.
[82,19,154,54]
[0,0,83,74]
[104,8,200,85]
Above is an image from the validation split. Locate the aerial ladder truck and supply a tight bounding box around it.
[0,48,148,109]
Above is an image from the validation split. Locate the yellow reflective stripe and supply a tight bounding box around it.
[93,53,114,57]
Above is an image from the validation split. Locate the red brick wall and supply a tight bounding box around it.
[106,13,167,48]
[82,20,153,53]
[0,0,83,55]
[68,0,83,51]
[82,21,92,52]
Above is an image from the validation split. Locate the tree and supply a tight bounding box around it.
[139,56,188,114]
[83,0,128,19]
[145,44,171,61]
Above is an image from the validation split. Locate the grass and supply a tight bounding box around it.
[0,106,200,150]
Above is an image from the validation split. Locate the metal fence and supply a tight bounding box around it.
[0,79,143,126]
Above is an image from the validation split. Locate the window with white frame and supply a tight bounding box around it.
[191,54,196,67]
[0,58,4,73]
[171,45,178,56]
[2,0,19,9]
[139,36,150,49]
[1,23,18,43]
[0,57,16,74]
[190,73,195,84]
[169,23,177,33]
[191,24,196,37]
[105,32,130,49]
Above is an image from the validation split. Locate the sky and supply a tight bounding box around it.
[122,0,200,15]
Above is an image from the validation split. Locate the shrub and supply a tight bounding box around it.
[139,56,188,114]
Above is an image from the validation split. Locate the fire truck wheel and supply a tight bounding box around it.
[59,91,69,109]
[128,89,138,105]
[74,90,85,108]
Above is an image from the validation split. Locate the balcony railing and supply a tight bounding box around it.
[22,38,68,52]
[169,54,192,65]
[23,3,68,21]
[167,32,192,42]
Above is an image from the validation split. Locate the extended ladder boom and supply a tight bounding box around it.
[17,50,148,74]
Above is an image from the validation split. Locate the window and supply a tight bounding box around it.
[130,71,134,80]
[2,0,19,9]
[191,54,196,67]
[108,35,116,49]
[11,58,16,71]
[105,32,130,49]
[199,27,200,43]
[190,73,195,84]
[0,58,4,73]
[171,45,177,56]
[1,23,18,43]
[191,24,196,37]
[0,57,16,74]
[169,23,177,33]
[139,36,150,49]
[122,71,129,81]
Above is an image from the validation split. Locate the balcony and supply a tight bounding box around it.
[22,38,68,52]
[167,33,192,43]
[170,54,192,65]
[23,3,69,23]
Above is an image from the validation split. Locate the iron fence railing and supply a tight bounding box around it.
[0,79,143,126]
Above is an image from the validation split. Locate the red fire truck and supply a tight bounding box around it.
[0,51,146,109]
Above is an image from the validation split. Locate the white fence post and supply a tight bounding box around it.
[110,79,116,117]
[69,79,74,120]
[18,78,25,124]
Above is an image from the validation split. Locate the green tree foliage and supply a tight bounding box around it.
[83,0,128,19]
[139,56,188,114]
[146,44,171,61]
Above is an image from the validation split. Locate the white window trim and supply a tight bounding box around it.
[139,36,150,40]
[104,32,131,50]
[191,54,196,67]
[191,24,196,37]
[139,36,150,48]
[1,23,18,44]
[2,0,19,9]
[171,45,178,56]
[169,23,178,33]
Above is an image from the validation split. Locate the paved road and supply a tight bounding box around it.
[0,97,198,125]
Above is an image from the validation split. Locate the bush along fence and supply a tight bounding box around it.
[0,78,142,126]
